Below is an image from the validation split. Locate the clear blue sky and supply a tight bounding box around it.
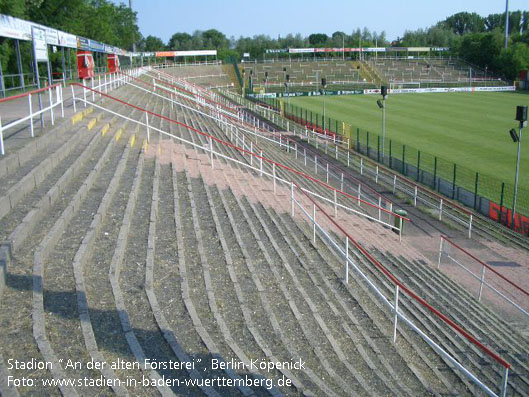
[120,0,527,43]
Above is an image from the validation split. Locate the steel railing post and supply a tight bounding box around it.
[210,136,214,169]
[48,86,54,126]
[393,285,399,343]
[71,85,77,112]
[28,93,34,137]
[104,74,107,94]
[376,165,379,183]
[291,182,294,216]
[260,151,263,177]
[360,158,363,175]
[468,214,473,239]
[326,163,329,184]
[91,77,95,101]
[313,204,316,243]
[335,144,338,159]
[315,155,317,174]
[273,163,276,194]
[501,367,509,397]
[304,148,307,166]
[358,184,361,206]
[59,86,64,118]
[0,116,4,156]
[341,172,344,191]
[439,199,443,221]
[437,237,444,269]
[83,82,87,108]
[345,236,349,283]
[378,197,382,220]
[334,190,338,217]
[393,175,397,194]
[295,143,298,159]
[478,266,486,301]
[347,150,350,167]
[145,113,150,142]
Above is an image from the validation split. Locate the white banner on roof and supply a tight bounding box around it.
[363,86,515,95]
[58,30,77,48]
[289,48,315,53]
[44,26,58,45]
[174,50,216,56]
[0,14,32,40]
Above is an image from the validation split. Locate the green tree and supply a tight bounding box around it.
[308,33,328,46]
[442,12,485,35]
[144,35,165,51]
[499,42,529,79]
[167,32,192,50]
[202,29,228,49]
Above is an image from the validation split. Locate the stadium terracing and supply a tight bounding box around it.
[0,58,527,397]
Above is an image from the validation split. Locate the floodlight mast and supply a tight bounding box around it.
[512,105,527,228]
[380,85,388,161]
[321,78,326,131]
[504,0,509,49]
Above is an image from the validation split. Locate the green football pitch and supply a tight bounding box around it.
[282,91,529,195]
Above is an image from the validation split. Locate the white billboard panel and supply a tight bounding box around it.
[32,26,48,62]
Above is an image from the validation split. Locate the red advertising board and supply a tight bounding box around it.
[489,202,529,235]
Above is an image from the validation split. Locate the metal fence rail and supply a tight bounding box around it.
[438,235,529,319]
[0,66,144,156]
[0,83,63,155]
[222,90,478,238]
[73,81,407,235]
[70,81,511,396]
[124,71,411,234]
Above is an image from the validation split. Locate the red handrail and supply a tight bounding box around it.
[71,82,409,221]
[441,235,529,297]
[72,81,510,370]
[122,71,297,140]
[353,150,473,216]
[143,68,239,113]
[279,108,473,217]
[0,83,61,104]
[258,125,398,209]
[295,181,510,369]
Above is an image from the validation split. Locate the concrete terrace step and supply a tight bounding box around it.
[375,250,529,394]
[34,126,126,396]
[0,84,152,395]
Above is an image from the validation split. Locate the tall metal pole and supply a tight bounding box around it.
[61,47,66,84]
[322,87,326,131]
[342,34,345,61]
[512,126,522,228]
[129,0,136,53]
[15,39,25,90]
[382,97,386,161]
[504,0,509,49]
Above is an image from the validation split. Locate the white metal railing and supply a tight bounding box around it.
[224,90,475,238]
[293,190,508,397]
[438,235,529,319]
[118,74,407,234]
[69,81,511,397]
[0,83,64,155]
[72,83,405,236]
[121,74,287,154]
[0,66,145,156]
